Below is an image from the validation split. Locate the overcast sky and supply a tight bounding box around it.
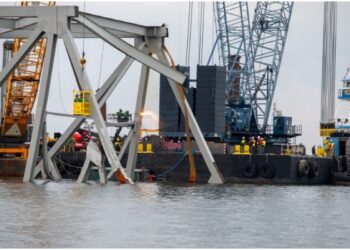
[1,1,350,154]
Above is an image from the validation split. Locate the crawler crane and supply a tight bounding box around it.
[0,2,55,159]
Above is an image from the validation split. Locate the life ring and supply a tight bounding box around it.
[297,159,309,177]
[258,163,275,178]
[308,161,319,178]
[243,163,257,178]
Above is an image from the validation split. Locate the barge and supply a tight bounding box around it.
[0,150,335,185]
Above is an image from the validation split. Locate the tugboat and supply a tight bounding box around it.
[328,69,350,183]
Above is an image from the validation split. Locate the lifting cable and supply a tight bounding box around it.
[80,1,87,69]
[77,1,87,104]
[198,2,205,65]
[97,41,105,89]
[201,2,205,61]
[185,2,193,67]
[163,46,196,183]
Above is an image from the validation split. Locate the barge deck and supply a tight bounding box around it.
[0,152,335,185]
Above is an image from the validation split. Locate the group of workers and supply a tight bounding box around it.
[240,136,266,154]
[312,138,334,157]
[74,93,89,103]
[116,109,131,122]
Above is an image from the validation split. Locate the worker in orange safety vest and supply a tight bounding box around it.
[257,136,265,154]
[328,141,334,157]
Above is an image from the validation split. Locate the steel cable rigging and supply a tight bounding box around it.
[198,2,205,65]
[185,2,193,67]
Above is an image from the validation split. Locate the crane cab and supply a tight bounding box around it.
[338,69,350,101]
[73,90,92,117]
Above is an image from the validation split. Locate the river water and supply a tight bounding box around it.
[1,178,350,248]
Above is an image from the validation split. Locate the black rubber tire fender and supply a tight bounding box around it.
[258,163,275,178]
[243,163,257,178]
[308,160,319,178]
[297,159,309,177]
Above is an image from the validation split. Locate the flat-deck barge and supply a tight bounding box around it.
[0,152,335,184]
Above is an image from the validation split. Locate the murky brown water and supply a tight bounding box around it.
[0,178,350,247]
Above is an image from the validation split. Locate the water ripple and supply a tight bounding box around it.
[0,178,350,247]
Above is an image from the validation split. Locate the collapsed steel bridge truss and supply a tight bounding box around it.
[0,5,224,184]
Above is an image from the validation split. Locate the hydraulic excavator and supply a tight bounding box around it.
[0,2,55,159]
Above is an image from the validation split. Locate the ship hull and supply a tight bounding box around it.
[0,152,333,185]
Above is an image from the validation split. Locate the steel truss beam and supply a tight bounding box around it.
[106,129,134,180]
[0,20,47,84]
[23,33,57,182]
[125,64,150,177]
[0,7,167,39]
[73,14,186,84]
[0,6,78,18]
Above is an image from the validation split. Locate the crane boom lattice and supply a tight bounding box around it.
[248,1,293,130]
[214,2,253,105]
[2,1,55,137]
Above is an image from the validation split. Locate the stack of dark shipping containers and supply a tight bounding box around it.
[159,66,194,136]
[195,65,226,135]
[159,65,226,137]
